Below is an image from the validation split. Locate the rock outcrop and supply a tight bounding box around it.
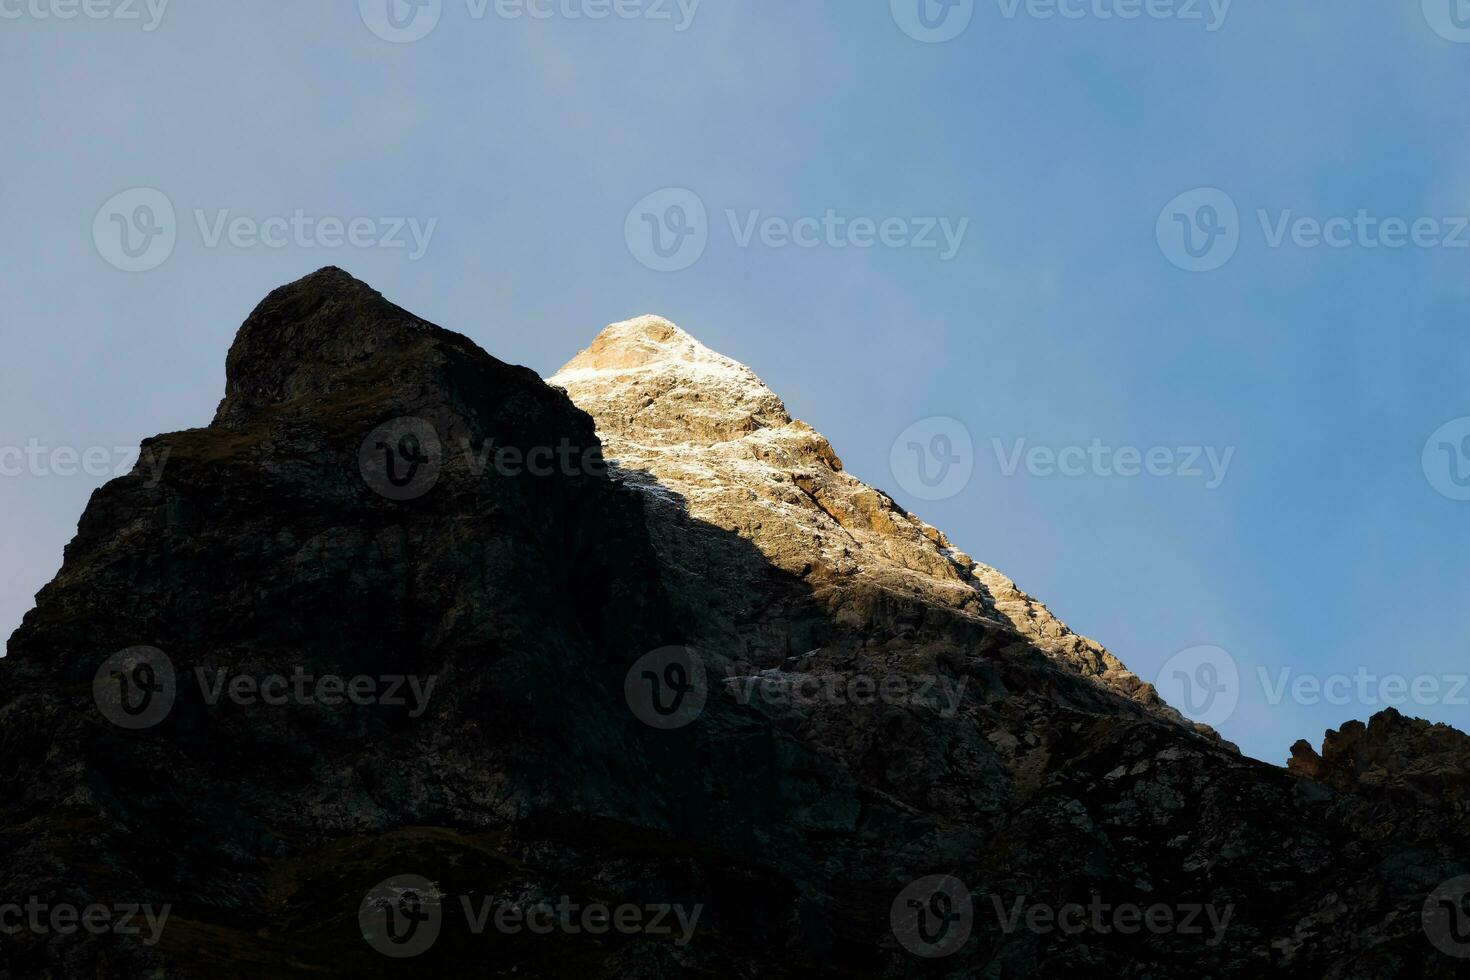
[0,270,1464,978]
[1290,708,1470,813]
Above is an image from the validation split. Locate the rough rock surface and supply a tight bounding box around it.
[549,315,1216,740]
[0,270,1464,978]
[1290,708,1470,810]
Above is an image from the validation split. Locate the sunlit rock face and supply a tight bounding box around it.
[550,314,1213,737]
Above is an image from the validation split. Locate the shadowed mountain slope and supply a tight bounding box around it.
[0,270,1463,978]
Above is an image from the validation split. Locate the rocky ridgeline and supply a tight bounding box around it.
[0,268,1464,978]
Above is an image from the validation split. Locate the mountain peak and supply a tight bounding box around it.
[551,315,1201,735]
[552,315,794,450]
[212,266,485,428]
[555,314,765,389]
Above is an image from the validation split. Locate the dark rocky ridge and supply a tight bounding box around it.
[0,268,1464,978]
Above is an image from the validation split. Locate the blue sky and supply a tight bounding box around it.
[2,1,1468,762]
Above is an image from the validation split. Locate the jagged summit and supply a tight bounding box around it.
[551,314,1193,731]
[213,267,501,429]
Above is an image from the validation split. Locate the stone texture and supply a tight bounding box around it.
[550,315,1217,741]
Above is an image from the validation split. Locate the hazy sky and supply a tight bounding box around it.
[3,2,1468,762]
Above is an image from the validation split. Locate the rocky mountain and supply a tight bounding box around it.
[549,315,1217,741]
[0,268,1465,978]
